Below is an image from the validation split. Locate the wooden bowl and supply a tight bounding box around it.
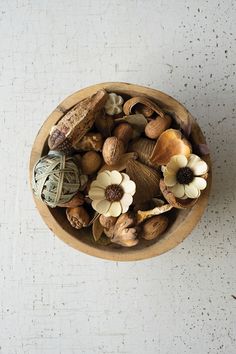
[29,82,211,261]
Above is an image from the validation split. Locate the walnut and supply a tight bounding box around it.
[104,212,139,247]
[66,206,90,229]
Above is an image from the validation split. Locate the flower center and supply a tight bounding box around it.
[176,167,194,184]
[105,184,124,202]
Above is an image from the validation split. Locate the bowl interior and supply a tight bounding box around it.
[30,82,211,261]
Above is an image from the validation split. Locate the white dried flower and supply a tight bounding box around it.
[88,170,136,217]
[104,93,124,115]
[162,154,208,199]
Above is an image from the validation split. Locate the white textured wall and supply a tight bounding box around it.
[0,1,235,353]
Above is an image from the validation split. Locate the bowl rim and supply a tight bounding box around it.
[29,82,211,261]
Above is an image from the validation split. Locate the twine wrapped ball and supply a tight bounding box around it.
[32,151,87,208]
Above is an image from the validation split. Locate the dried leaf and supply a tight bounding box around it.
[92,217,104,241]
[136,204,173,224]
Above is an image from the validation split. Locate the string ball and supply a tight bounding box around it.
[32,151,86,208]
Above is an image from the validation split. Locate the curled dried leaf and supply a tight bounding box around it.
[123,96,165,118]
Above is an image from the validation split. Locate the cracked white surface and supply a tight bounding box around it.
[0,1,235,353]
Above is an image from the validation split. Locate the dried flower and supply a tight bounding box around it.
[104,93,124,115]
[162,154,208,199]
[88,170,136,217]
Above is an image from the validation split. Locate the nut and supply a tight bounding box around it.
[57,192,84,208]
[142,215,168,240]
[66,206,90,229]
[95,111,115,137]
[113,123,133,147]
[145,114,172,139]
[102,137,125,166]
[99,215,117,229]
[81,151,102,175]
[73,132,103,151]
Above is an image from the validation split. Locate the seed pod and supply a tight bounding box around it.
[142,215,168,240]
[66,206,90,229]
[102,137,125,166]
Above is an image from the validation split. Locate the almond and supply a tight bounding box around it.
[145,114,172,139]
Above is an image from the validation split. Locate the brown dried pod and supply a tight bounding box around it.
[113,123,133,147]
[92,217,104,241]
[48,89,108,152]
[126,159,161,204]
[73,132,103,151]
[142,215,169,240]
[99,215,117,229]
[150,129,192,166]
[95,111,115,137]
[104,212,139,247]
[66,206,90,229]
[145,114,172,139]
[128,138,156,168]
[123,96,164,118]
[102,137,125,166]
[81,151,102,175]
[159,179,198,209]
[136,204,173,224]
[99,152,138,172]
[57,191,84,208]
